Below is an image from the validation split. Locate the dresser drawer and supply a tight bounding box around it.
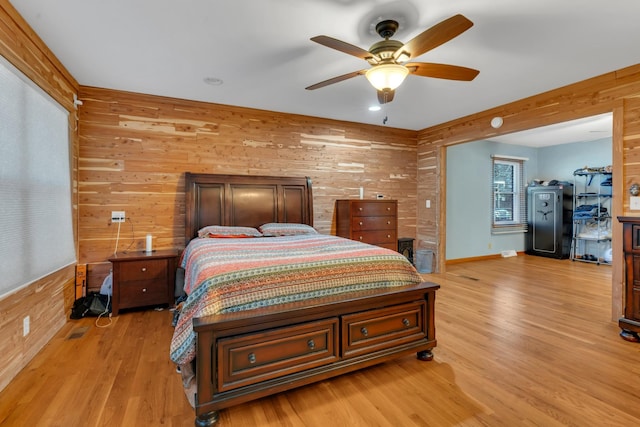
[351,216,396,231]
[341,301,426,358]
[119,259,168,282]
[354,230,397,245]
[218,318,339,392]
[351,201,396,217]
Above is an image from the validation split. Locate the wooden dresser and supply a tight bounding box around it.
[618,217,640,342]
[336,199,397,250]
[108,249,178,316]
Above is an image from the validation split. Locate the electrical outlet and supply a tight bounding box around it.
[23,315,30,336]
[111,211,125,223]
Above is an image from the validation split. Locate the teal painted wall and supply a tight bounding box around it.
[445,138,611,260]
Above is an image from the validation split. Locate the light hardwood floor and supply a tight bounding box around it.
[1,255,640,426]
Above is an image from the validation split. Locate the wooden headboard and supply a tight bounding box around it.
[185,173,314,242]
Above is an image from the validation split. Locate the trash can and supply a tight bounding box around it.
[415,249,434,274]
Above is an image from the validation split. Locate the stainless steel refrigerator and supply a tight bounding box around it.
[526,185,574,259]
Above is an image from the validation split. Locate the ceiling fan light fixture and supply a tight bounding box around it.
[365,63,409,91]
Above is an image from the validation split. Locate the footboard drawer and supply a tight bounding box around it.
[342,301,426,358]
[218,318,339,392]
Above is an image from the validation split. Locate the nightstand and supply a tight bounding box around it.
[108,249,178,316]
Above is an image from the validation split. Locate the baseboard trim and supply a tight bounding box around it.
[446,251,525,265]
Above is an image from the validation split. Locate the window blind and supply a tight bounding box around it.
[491,155,528,234]
[0,55,75,298]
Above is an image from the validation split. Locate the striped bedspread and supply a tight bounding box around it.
[169,234,423,365]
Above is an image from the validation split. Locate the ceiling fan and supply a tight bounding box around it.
[306,14,479,104]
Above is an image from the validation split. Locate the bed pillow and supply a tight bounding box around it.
[259,223,318,236]
[198,225,263,238]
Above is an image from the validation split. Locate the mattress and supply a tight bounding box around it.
[170,234,422,365]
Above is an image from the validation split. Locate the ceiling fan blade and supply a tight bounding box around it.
[394,14,473,61]
[377,90,395,104]
[311,36,377,62]
[305,70,367,90]
[406,62,479,81]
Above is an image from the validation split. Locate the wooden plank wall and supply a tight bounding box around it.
[77,87,418,288]
[0,1,79,392]
[416,64,640,320]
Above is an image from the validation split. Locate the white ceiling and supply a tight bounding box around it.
[489,113,613,147]
[9,0,640,137]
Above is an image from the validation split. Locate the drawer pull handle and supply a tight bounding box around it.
[361,327,368,337]
[248,353,256,364]
[386,207,391,211]
[387,221,391,225]
[359,221,363,225]
[402,318,410,327]
[358,207,363,211]
[142,288,147,293]
[359,236,363,240]
[387,234,391,238]
[307,339,315,350]
[141,267,147,272]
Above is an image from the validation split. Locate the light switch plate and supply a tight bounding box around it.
[631,197,640,210]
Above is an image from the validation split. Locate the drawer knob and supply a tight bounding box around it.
[402,318,410,327]
[248,353,256,364]
[307,339,315,350]
[358,207,363,211]
[359,236,363,240]
[141,267,147,272]
[360,327,368,337]
[386,207,391,211]
[387,234,391,238]
[142,288,147,293]
[387,221,391,225]
[359,221,363,225]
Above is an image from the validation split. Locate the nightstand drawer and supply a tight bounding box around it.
[119,280,167,308]
[119,259,167,282]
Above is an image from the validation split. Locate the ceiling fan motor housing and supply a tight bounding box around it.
[368,39,404,63]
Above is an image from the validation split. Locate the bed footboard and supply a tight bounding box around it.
[191,282,439,426]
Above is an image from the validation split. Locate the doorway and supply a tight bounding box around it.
[445,112,613,262]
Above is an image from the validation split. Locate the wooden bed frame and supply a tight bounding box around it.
[183,173,439,426]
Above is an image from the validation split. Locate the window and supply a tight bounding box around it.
[492,156,527,233]
[0,55,75,298]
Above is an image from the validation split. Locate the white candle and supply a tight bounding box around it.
[359,187,364,199]
[145,234,153,253]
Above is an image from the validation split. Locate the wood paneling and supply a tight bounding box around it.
[416,63,640,321]
[77,87,418,287]
[0,2,79,392]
